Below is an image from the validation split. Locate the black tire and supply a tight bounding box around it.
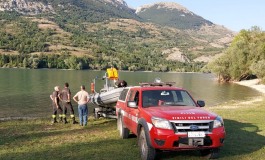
[200,148,220,159]
[118,116,129,139]
[138,128,156,160]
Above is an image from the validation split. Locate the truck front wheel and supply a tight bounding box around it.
[200,148,220,159]
[138,128,156,160]
[118,116,129,139]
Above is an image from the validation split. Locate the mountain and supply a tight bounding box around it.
[0,0,234,71]
[136,2,213,30]
[136,2,234,61]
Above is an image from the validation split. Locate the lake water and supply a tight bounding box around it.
[0,68,261,119]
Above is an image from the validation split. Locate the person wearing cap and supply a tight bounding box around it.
[50,86,63,124]
[73,85,90,126]
[59,82,78,124]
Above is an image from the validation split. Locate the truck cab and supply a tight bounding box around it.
[116,81,225,160]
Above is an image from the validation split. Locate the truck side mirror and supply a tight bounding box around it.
[127,101,138,108]
[197,100,205,107]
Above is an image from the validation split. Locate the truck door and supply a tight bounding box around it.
[126,89,140,134]
[117,88,130,126]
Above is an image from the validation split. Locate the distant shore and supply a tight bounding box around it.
[234,79,265,94]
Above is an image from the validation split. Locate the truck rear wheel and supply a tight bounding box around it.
[200,148,220,159]
[118,116,129,139]
[138,128,156,160]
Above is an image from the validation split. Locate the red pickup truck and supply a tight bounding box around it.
[115,81,225,160]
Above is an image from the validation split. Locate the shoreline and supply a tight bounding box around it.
[234,79,265,94]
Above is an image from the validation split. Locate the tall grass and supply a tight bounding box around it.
[1,97,265,160]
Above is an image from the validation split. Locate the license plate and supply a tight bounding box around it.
[188,131,206,138]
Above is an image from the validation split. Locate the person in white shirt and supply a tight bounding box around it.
[73,85,90,126]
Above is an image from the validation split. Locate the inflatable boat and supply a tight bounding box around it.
[90,67,126,109]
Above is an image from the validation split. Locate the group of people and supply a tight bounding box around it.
[50,82,90,126]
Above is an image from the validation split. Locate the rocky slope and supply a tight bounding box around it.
[0,0,54,15]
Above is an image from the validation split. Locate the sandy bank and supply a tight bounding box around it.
[234,79,265,94]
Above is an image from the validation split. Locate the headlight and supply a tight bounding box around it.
[213,116,224,128]
[151,117,173,130]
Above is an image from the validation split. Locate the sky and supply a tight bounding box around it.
[124,0,265,32]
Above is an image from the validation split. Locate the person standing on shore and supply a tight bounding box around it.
[73,85,90,126]
[59,82,78,124]
[50,86,63,124]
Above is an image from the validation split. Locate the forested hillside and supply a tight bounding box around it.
[208,27,265,82]
[0,0,234,72]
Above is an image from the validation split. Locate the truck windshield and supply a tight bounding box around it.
[142,90,196,107]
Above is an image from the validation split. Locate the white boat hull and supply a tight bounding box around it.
[91,87,124,108]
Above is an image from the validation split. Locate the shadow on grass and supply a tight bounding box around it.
[154,119,265,160]
[219,119,265,158]
[0,118,115,146]
[1,118,265,160]
[0,137,140,160]
[0,126,83,146]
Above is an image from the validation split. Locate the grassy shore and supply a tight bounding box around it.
[1,97,265,160]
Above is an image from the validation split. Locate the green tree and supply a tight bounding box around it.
[64,56,78,69]
[208,27,265,82]
[250,60,265,81]
[22,57,28,68]
[32,58,40,69]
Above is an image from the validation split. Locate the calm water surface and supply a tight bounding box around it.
[0,68,261,118]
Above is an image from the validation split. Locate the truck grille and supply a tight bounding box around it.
[171,120,213,133]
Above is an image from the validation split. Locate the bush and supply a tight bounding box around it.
[250,60,265,79]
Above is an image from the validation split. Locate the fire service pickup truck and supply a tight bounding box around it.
[115,80,225,160]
